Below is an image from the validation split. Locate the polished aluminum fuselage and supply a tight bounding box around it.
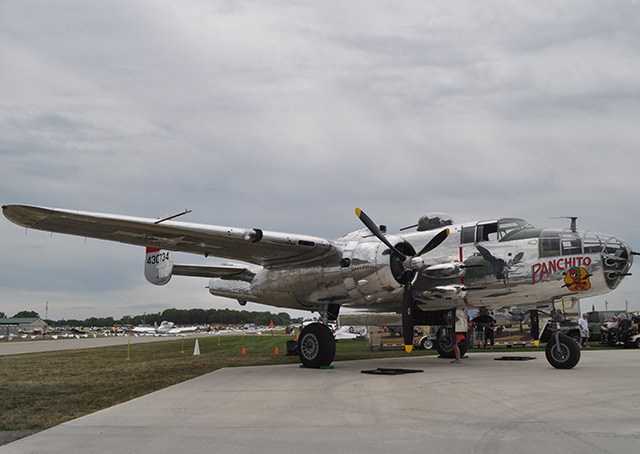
[209,220,633,314]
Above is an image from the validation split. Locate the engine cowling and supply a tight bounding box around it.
[421,261,465,279]
[422,285,467,300]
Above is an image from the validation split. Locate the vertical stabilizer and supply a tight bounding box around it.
[144,248,173,285]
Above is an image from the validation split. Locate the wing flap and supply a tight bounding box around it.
[3,204,337,266]
[173,264,256,282]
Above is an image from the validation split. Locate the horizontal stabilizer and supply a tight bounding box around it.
[173,264,255,282]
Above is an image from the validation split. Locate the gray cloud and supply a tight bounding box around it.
[1,0,639,319]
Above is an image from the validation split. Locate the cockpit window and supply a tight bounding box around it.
[498,218,535,241]
[460,218,536,244]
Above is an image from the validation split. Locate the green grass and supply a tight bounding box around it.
[0,335,436,431]
[0,335,622,431]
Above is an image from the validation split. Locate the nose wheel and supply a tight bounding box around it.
[545,333,580,369]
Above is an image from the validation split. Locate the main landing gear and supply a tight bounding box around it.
[297,320,581,370]
[297,323,336,368]
[435,327,467,358]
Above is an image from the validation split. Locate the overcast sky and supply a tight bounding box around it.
[1,0,639,321]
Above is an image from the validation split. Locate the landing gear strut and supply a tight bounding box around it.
[544,311,581,369]
[435,327,467,358]
[297,323,336,368]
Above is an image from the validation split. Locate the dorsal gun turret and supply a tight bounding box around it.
[417,213,453,231]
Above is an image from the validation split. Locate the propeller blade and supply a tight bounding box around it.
[402,281,415,353]
[417,228,450,256]
[355,208,407,261]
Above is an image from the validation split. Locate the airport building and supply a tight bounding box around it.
[0,317,47,336]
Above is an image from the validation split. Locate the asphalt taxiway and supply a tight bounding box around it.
[2,349,639,454]
[0,333,210,356]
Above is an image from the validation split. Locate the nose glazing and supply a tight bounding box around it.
[601,237,633,289]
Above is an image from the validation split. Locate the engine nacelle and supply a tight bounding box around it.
[421,262,465,279]
[144,248,173,285]
[422,285,467,300]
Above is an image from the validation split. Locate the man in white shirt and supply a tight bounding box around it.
[578,314,590,348]
[451,308,468,364]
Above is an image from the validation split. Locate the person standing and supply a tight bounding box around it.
[475,319,484,348]
[452,308,468,364]
[484,318,495,349]
[618,315,632,344]
[578,314,590,348]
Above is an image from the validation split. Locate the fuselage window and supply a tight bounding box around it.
[583,234,603,254]
[476,223,498,242]
[540,230,561,258]
[461,226,475,244]
[561,234,583,255]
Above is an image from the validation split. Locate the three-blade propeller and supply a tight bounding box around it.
[355,208,450,353]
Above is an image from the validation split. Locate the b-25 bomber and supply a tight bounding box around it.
[3,204,635,369]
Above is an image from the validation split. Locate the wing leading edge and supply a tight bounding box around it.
[2,204,337,267]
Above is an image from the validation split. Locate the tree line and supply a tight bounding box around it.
[3,309,298,327]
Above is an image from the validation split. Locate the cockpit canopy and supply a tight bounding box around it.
[460,218,536,243]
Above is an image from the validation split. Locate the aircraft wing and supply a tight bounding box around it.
[167,326,198,334]
[131,326,156,333]
[2,204,337,266]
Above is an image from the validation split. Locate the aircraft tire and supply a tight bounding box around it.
[435,328,467,358]
[298,323,336,368]
[545,333,581,369]
[420,337,433,350]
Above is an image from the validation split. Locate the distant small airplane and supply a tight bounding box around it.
[333,325,367,340]
[3,204,636,369]
[130,321,197,335]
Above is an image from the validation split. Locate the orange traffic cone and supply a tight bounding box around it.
[242,347,246,354]
[275,347,279,354]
